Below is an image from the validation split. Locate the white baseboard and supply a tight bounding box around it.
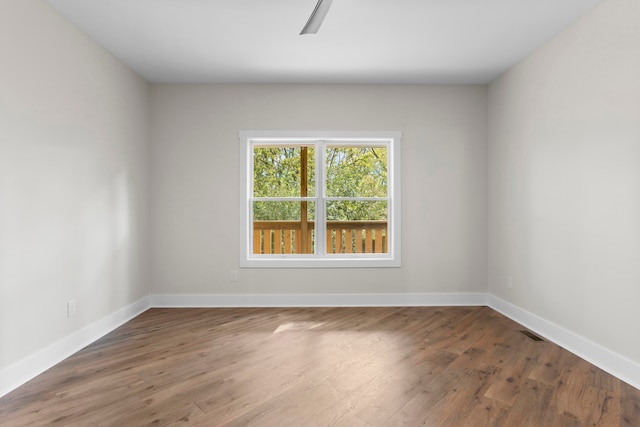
[0,296,151,399]
[488,294,640,390]
[3,293,639,399]
[150,292,489,308]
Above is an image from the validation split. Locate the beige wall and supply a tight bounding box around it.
[149,84,488,296]
[0,0,149,370]
[488,0,640,363]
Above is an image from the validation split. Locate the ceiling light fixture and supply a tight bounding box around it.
[300,0,334,35]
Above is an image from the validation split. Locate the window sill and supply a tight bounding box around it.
[240,255,401,269]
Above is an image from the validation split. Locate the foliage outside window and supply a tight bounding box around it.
[240,131,401,268]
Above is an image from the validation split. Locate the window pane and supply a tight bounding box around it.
[253,200,316,221]
[252,201,315,254]
[325,201,388,254]
[326,200,387,222]
[325,147,387,198]
[253,146,315,197]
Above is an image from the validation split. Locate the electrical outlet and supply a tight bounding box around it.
[67,300,77,317]
[507,277,513,290]
[230,270,238,282]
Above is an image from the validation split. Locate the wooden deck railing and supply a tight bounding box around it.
[253,220,387,254]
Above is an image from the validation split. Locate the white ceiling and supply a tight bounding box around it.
[44,0,604,84]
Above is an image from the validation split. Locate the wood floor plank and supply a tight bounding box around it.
[353,347,458,425]
[1,307,639,426]
[483,353,538,406]
[620,382,640,426]
[499,379,557,427]
[551,351,601,423]
[527,340,566,386]
[460,396,511,427]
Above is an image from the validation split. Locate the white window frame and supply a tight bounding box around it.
[239,131,401,268]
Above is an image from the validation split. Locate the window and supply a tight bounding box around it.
[239,131,401,267]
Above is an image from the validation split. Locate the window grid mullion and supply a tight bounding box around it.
[324,197,390,202]
[316,140,326,255]
[251,197,316,202]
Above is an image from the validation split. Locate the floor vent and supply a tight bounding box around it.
[520,330,545,342]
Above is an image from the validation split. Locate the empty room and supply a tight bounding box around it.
[1,0,639,425]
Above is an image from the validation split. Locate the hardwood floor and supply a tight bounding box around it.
[1,306,639,426]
